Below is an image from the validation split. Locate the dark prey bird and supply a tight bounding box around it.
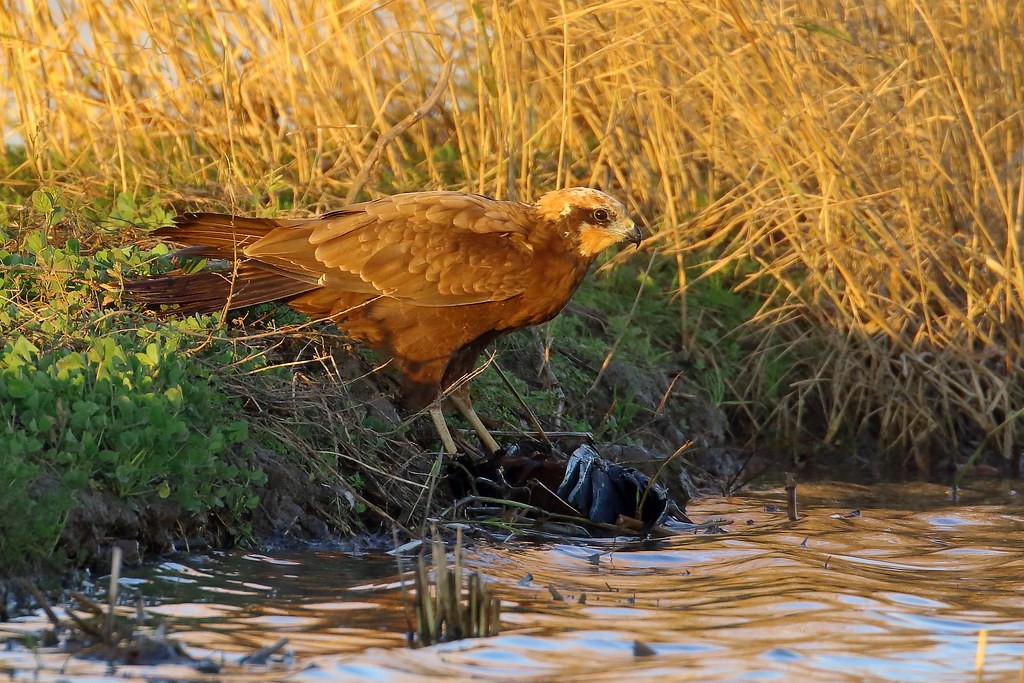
[123,188,642,454]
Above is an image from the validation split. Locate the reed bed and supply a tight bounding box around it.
[2,0,1022,473]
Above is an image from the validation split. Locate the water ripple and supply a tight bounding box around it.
[1,483,1022,682]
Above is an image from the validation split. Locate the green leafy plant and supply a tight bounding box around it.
[0,332,265,573]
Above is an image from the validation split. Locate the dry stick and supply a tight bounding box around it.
[344,60,453,206]
[487,430,591,440]
[638,439,693,522]
[469,573,480,637]
[62,604,102,640]
[104,545,123,649]
[68,591,105,616]
[39,590,103,639]
[452,526,464,638]
[974,628,987,680]
[489,592,500,637]
[17,580,61,629]
[239,638,289,665]
[480,582,491,637]
[431,526,448,641]
[415,551,433,644]
[785,473,798,521]
[393,526,416,641]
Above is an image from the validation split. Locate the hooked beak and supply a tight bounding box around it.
[626,222,643,248]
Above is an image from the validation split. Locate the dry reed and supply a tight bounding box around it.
[399,526,501,646]
[2,0,1023,471]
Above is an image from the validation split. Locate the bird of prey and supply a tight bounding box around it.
[124,188,641,454]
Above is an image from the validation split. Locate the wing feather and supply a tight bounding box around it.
[247,192,536,307]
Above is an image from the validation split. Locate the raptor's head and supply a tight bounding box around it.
[536,187,642,258]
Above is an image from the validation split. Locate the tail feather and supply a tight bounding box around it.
[154,212,288,255]
[124,263,319,316]
[125,211,319,315]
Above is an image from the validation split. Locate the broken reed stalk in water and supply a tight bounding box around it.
[408,526,500,646]
[785,473,798,522]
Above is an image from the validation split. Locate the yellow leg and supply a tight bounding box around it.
[449,394,500,454]
[429,404,459,454]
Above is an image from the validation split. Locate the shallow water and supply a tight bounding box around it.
[2,482,1022,681]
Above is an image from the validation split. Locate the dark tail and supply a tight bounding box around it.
[153,212,281,259]
[123,213,319,315]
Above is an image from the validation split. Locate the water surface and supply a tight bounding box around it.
[1,482,1022,681]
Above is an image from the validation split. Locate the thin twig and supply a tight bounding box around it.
[588,248,659,395]
[17,580,61,629]
[345,61,453,205]
[492,359,551,446]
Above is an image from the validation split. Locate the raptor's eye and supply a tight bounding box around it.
[593,208,610,223]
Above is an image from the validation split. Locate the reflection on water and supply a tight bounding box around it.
[1,482,1022,681]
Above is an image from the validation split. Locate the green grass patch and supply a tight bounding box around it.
[0,189,274,575]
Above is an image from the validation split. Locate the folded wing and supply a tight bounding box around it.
[128,192,540,314]
[249,191,537,307]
